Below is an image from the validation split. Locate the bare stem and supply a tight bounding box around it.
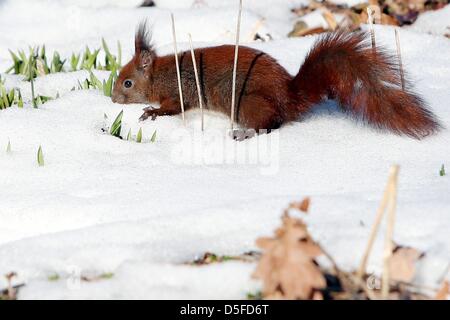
[395,29,405,91]
[382,165,399,299]
[29,50,36,108]
[357,166,398,279]
[230,0,243,129]
[367,7,376,51]
[171,13,186,124]
[188,34,204,131]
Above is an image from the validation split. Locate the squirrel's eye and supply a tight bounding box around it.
[124,80,133,89]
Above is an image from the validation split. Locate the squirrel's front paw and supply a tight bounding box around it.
[139,107,158,122]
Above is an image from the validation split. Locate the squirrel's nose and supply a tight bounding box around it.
[111,94,117,103]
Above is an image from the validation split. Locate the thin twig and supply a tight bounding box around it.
[171,13,186,124]
[188,34,204,131]
[5,272,17,300]
[367,7,376,51]
[230,0,243,129]
[29,50,36,108]
[357,167,397,279]
[381,165,399,299]
[395,29,405,91]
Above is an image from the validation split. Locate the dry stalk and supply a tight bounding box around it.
[188,34,204,131]
[395,29,405,90]
[171,13,186,124]
[5,272,17,300]
[230,0,243,129]
[367,7,376,50]
[382,165,399,298]
[357,166,399,278]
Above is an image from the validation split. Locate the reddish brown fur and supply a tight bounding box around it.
[112,25,441,139]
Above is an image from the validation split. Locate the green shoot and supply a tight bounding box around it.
[136,128,143,143]
[102,71,117,97]
[0,82,20,110]
[17,91,24,108]
[70,53,81,71]
[102,39,122,71]
[127,129,131,141]
[80,70,117,97]
[82,47,100,70]
[6,139,11,153]
[37,145,44,166]
[33,95,53,107]
[100,272,114,280]
[110,110,123,138]
[47,274,60,281]
[440,164,446,177]
[150,130,157,143]
[117,41,122,69]
[50,51,66,73]
[247,291,263,300]
[6,39,121,75]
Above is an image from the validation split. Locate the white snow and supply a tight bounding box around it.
[407,5,450,37]
[0,0,449,299]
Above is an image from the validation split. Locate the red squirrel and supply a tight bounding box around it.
[112,23,440,139]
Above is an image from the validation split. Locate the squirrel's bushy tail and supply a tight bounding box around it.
[290,31,440,139]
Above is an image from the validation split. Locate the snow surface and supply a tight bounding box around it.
[407,5,450,37]
[0,0,449,299]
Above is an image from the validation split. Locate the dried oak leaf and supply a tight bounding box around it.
[253,213,326,299]
[435,281,449,300]
[389,245,424,283]
[288,197,311,213]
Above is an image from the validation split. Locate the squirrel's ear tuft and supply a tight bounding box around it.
[135,20,153,55]
[135,20,155,71]
[139,50,155,71]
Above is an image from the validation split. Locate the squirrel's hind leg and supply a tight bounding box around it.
[235,94,284,134]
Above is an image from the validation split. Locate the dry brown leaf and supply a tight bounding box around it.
[253,210,326,300]
[389,245,424,283]
[322,9,338,31]
[288,197,311,213]
[360,10,399,26]
[435,281,449,300]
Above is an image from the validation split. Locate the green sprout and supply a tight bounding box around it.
[81,47,100,70]
[70,53,81,72]
[6,139,11,153]
[50,51,66,73]
[247,291,263,300]
[47,274,60,282]
[81,71,117,97]
[33,95,53,107]
[150,130,157,143]
[6,39,122,75]
[440,164,446,177]
[0,82,22,110]
[102,71,117,97]
[7,46,65,81]
[102,39,122,71]
[127,129,132,141]
[110,110,123,138]
[136,128,143,143]
[17,91,24,108]
[37,145,44,166]
[100,272,114,280]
